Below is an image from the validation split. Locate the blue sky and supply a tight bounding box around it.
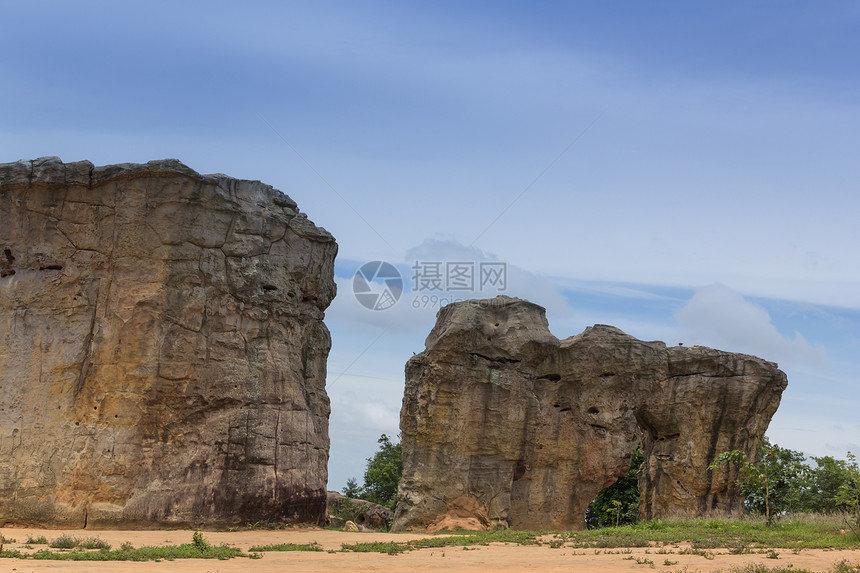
[2,1,858,491]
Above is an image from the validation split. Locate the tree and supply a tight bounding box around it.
[834,452,860,539]
[341,477,362,499]
[743,438,809,516]
[341,434,403,510]
[361,434,402,509]
[710,447,774,524]
[585,448,644,529]
[807,455,853,513]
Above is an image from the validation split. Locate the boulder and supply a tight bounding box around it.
[0,157,337,528]
[392,296,786,531]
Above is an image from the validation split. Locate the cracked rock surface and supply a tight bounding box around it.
[0,157,337,527]
[392,296,787,531]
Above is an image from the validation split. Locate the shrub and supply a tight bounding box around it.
[191,530,211,551]
[49,534,79,549]
[79,537,111,550]
[835,452,860,539]
[330,497,364,524]
[586,448,643,528]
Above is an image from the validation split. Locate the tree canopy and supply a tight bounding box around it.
[342,434,403,510]
[585,448,644,528]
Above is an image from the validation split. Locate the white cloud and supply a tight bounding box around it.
[674,283,825,367]
[328,389,402,489]
[332,393,400,434]
[328,238,574,334]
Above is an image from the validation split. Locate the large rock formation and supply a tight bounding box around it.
[0,157,337,528]
[392,297,787,531]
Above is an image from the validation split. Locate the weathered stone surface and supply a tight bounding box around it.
[0,157,337,528]
[392,296,786,531]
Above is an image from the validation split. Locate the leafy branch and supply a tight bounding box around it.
[709,449,773,525]
[834,452,860,539]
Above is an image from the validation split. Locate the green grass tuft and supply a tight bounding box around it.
[723,563,860,573]
[1,531,248,562]
[341,541,407,555]
[249,542,324,552]
[28,543,246,561]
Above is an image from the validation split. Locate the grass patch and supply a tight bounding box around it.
[26,535,48,545]
[341,541,408,555]
[558,515,859,550]
[3,514,858,560]
[678,546,716,560]
[341,529,543,554]
[28,543,247,561]
[1,531,252,562]
[249,542,323,552]
[339,515,859,555]
[44,534,111,550]
[725,562,860,573]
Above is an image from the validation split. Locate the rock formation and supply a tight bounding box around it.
[0,157,337,528]
[392,296,787,531]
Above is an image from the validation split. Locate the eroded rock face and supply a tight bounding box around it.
[392,296,786,531]
[0,157,337,527]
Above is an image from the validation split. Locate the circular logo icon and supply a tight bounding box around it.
[353,261,403,311]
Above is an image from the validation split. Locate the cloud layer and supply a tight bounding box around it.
[674,283,825,367]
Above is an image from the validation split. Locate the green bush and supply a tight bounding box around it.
[586,448,643,528]
[330,496,364,523]
[49,534,79,549]
[835,452,860,538]
[191,529,211,551]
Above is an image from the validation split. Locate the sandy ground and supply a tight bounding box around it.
[2,526,859,573]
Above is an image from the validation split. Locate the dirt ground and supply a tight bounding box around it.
[2,526,859,573]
